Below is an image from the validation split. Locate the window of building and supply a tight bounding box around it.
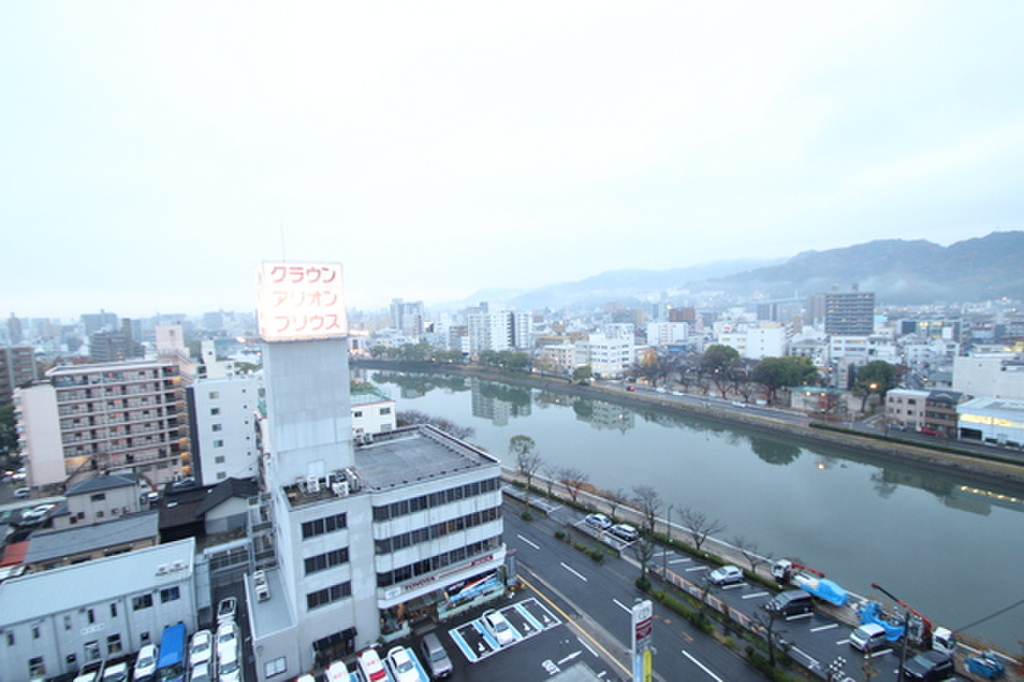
[265,657,287,678]
[29,657,45,677]
[107,633,123,655]
[210,407,220,416]
[6,631,14,646]
[110,603,118,618]
[213,440,224,448]
[304,547,350,575]
[380,407,392,415]
[64,615,72,631]
[301,513,347,539]
[209,391,219,399]
[217,472,227,480]
[160,587,180,603]
[306,581,351,610]
[212,424,223,432]
[215,456,225,464]
[132,594,153,611]
[353,410,363,418]
[90,493,106,502]
[32,625,40,640]
[86,609,95,624]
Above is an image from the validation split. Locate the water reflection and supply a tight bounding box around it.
[750,437,802,466]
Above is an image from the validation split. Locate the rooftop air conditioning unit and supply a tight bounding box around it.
[331,480,349,497]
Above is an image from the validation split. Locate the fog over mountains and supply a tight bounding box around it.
[456,231,1024,310]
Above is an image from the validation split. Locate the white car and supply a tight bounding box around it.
[217,646,242,682]
[101,662,129,682]
[357,649,389,682]
[609,523,638,542]
[482,609,516,647]
[21,503,56,523]
[217,596,237,623]
[189,661,212,682]
[708,565,744,586]
[386,646,420,682]
[216,621,239,660]
[189,629,213,668]
[584,513,612,530]
[133,644,158,682]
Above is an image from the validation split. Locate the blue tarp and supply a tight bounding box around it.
[858,601,906,642]
[800,578,849,606]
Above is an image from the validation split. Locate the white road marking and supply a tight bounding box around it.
[721,582,746,590]
[560,562,588,582]
[577,637,598,658]
[811,623,839,632]
[681,649,724,682]
[516,534,540,550]
[742,591,769,599]
[612,599,631,613]
[558,651,582,665]
[686,565,708,572]
[669,557,692,565]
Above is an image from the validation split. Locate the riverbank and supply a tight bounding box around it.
[353,358,1024,488]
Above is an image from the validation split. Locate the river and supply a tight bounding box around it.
[364,370,1024,650]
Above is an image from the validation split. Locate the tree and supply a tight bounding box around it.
[732,536,772,576]
[631,484,662,534]
[509,436,543,508]
[678,507,725,553]
[632,533,657,582]
[604,487,629,520]
[854,360,898,412]
[557,467,590,504]
[572,365,593,385]
[751,356,819,403]
[0,404,18,467]
[369,345,387,358]
[702,344,741,397]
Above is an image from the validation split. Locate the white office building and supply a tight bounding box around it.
[247,263,506,681]
[188,374,261,486]
[717,324,787,360]
[467,306,530,353]
[577,334,635,378]
[645,322,688,347]
[953,353,1024,400]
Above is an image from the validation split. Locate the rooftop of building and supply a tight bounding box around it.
[45,358,179,377]
[66,471,140,496]
[0,537,194,624]
[23,510,160,564]
[350,384,393,406]
[283,425,499,507]
[959,396,1024,417]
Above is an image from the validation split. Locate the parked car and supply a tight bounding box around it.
[215,621,239,660]
[133,644,158,682]
[324,661,350,682]
[217,596,237,623]
[902,650,955,681]
[217,646,242,682]
[419,632,453,679]
[20,503,55,523]
[100,661,129,682]
[188,630,213,668]
[188,661,211,682]
[13,487,31,498]
[482,609,515,647]
[708,565,744,586]
[584,513,612,530]
[386,646,420,682]
[609,523,638,542]
[849,622,889,652]
[357,648,389,682]
[73,660,104,682]
[765,589,813,617]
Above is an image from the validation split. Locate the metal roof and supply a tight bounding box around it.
[24,511,159,563]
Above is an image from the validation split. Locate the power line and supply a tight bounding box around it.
[956,597,1024,632]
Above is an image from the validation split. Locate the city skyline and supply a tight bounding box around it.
[3,1,1023,318]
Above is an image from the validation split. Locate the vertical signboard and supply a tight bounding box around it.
[631,599,653,682]
[256,262,348,342]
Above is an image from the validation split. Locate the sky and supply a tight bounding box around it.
[2,1,1023,319]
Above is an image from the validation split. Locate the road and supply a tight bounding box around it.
[504,496,970,682]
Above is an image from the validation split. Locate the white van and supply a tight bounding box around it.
[849,622,889,652]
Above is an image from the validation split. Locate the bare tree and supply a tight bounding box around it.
[752,605,788,669]
[541,464,558,497]
[732,536,773,576]
[509,435,542,508]
[632,485,662,534]
[557,467,589,504]
[678,507,725,553]
[604,487,629,520]
[631,533,657,580]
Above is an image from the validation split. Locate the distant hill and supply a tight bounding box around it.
[712,231,1024,304]
[468,231,1024,310]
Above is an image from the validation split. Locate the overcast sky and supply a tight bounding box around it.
[3,1,1023,319]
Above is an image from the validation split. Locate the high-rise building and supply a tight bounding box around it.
[807,290,875,335]
[0,346,37,405]
[467,304,530,353]
[248,262,506,679]
[389,298,425,339]
[15,356,190,489]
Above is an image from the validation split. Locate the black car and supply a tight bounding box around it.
[903,650,954,681]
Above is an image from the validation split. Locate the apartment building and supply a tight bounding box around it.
[16,359,189,489]
[187,374,260,486]
[0,346,36,406]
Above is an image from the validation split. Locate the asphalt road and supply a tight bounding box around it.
[504,497,971,682]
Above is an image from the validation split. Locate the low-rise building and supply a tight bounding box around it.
[886,389,930,431]
[23,510,160,572]
[958,396,1024,447]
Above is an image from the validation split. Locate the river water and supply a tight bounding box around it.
[364,371,1024,650]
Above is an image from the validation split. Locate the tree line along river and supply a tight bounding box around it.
[361,368,1024,652]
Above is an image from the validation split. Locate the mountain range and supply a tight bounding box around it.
[456,231,1024,310]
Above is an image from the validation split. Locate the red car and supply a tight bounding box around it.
[919,427,942,436]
